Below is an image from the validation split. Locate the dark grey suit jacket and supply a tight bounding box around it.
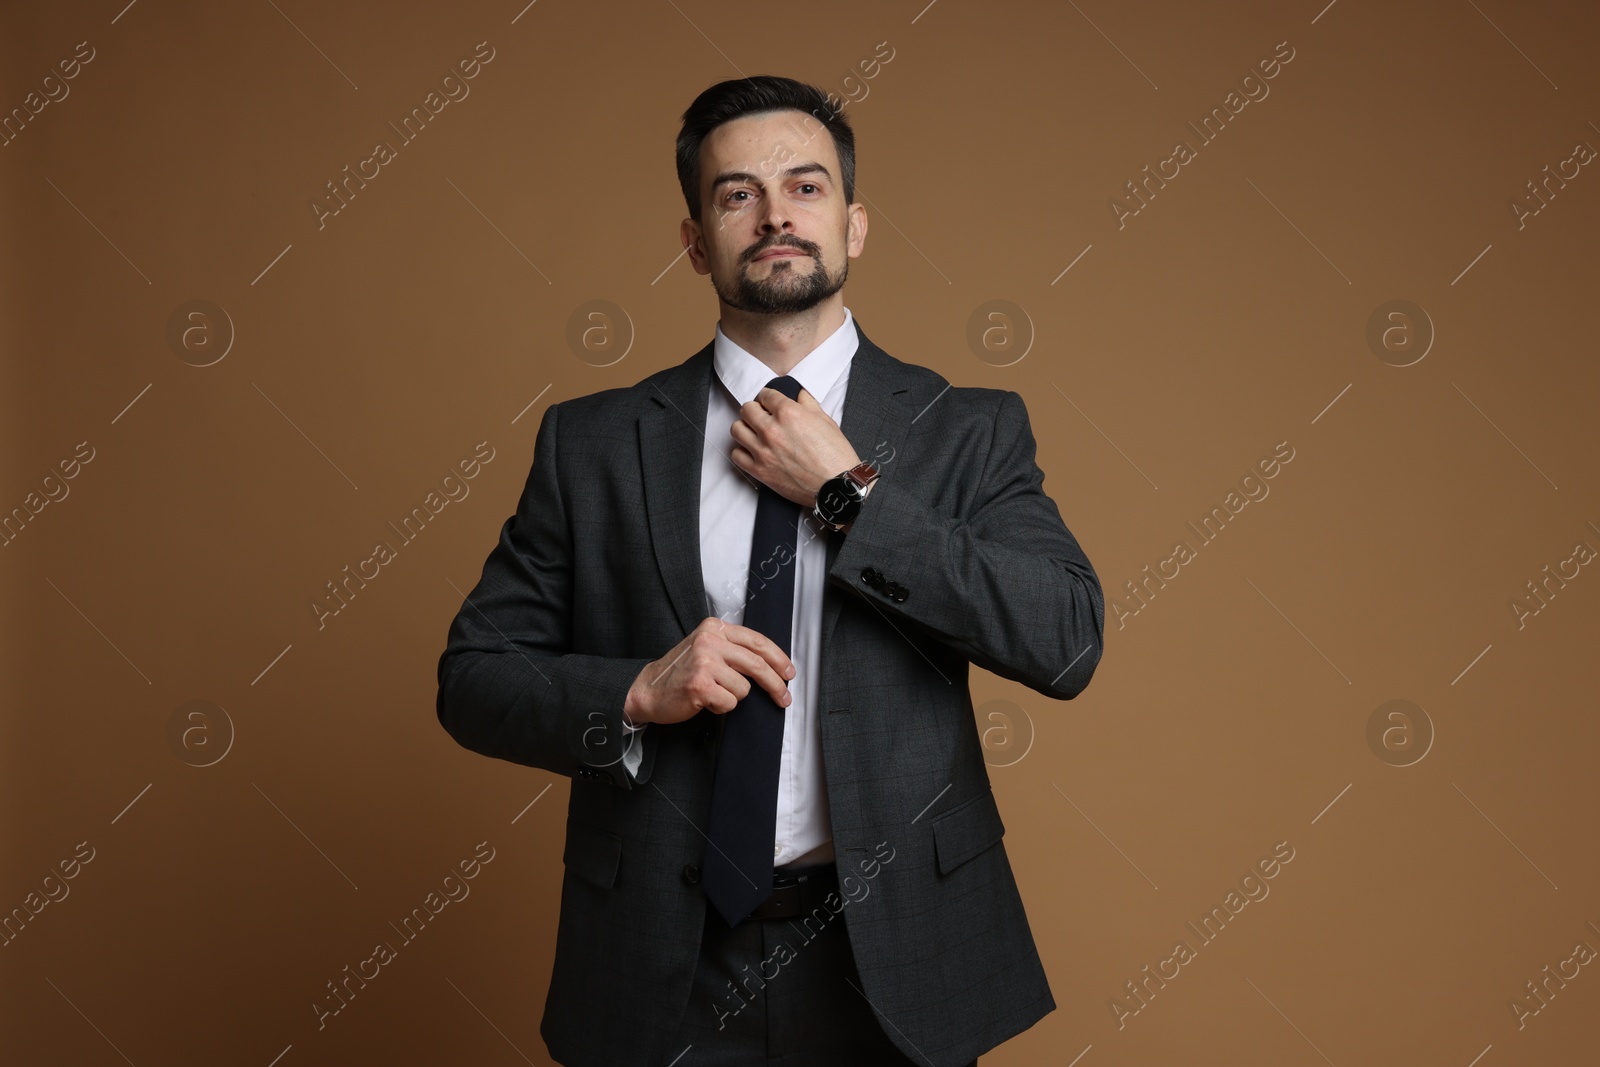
[436,319,1104,1066]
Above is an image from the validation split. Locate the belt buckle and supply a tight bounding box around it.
[755,882,802,919]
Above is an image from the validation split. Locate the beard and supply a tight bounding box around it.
[713,236,848,314]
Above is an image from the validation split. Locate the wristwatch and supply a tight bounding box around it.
[812,462,879,531]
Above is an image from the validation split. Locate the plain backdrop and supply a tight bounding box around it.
[3,1,1598,1064]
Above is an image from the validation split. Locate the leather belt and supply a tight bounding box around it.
[748,862,838,921]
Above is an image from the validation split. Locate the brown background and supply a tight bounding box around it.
[4,0,1598,1064]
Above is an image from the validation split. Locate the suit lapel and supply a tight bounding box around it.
[640,339,716,637]
[638,322,914,643]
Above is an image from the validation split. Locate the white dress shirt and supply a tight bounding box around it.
[622,307,859,869]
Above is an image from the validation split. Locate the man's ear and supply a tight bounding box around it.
[680,217,711,276]
[846,202,868,259]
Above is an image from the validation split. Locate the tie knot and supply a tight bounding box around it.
[766,375,803,402]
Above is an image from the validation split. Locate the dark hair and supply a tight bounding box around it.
[675,76,856,222]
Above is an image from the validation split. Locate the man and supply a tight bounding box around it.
[436,75,1104,1066]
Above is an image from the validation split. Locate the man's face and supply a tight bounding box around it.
[681,109,866,315]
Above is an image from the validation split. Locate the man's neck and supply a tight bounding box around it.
[717,297,846,377]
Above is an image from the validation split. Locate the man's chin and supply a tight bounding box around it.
[713,258,847,314]
[728,295,828,315]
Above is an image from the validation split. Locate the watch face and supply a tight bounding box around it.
[816,476,863,526]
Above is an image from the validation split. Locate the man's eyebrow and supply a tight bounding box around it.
[711,162,833,191]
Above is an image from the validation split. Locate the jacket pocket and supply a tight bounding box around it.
[563,822,623,890]
[931,788,1006,875]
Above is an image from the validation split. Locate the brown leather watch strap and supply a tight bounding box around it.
[844,461,879,489]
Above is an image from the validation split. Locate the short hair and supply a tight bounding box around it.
[675,76,856,222]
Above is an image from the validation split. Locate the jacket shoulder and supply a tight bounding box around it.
[548,345,710,424]
[868,343,1017,424]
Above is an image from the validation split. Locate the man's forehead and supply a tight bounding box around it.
[703,110,834,166]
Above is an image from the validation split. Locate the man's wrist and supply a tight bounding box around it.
[816,463,877,533]
[622,685,648,729]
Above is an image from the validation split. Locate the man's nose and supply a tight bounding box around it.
[757,198,793,233]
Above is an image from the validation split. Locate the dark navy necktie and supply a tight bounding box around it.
[701,375,804,928]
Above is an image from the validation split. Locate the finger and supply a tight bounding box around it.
[704,661,750,714]
[761,661,794,709]
[758,387,797,414]
[724,624,795,678]
[685,662,738,716]
[734,649,792,709]
[723,627,795,707]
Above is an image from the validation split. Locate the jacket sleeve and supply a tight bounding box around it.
[436,401,657,788]
[827,389,1103,699]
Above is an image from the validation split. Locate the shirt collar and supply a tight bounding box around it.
[713,306,858,408]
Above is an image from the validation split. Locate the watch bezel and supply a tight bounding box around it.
[813,463,879,530]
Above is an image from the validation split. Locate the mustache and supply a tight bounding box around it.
[743,236,820,264]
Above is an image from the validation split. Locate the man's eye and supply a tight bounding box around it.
[798,183,819,194]
[727,190,751,202]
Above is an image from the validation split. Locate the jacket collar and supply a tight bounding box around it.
[640,317,912,646]
[712,306,858,410]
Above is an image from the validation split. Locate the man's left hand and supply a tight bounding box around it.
[730,385,860,507]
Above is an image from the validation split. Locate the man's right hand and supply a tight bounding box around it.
[623,618,795,726]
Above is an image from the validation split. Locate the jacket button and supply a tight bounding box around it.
[682,863,700,885]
